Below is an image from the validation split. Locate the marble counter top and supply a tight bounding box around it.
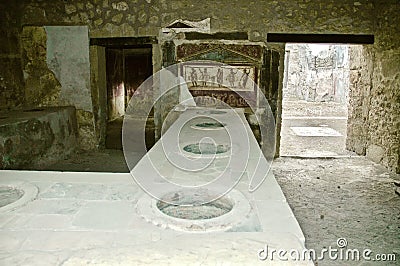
[0,107,312,265]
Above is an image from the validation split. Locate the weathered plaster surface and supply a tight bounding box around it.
[45,26,92,112]
[21,26,95,150]
[0,107,78,169]
[21,27,61,108]
[346,45,373,155]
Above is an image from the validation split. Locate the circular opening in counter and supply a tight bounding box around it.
[157,191,233,220]
[183,143,230,155]
[191,121,226,130]
[136,188,252,233]
[0,181,39,212]
[0,187,24,208]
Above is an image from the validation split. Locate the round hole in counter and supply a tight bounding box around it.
[191,121,226,130]
[157,191,233,220]
[183,143,230,155]
[0,187,24,208]
[0,181,39,213]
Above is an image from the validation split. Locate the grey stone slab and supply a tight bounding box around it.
[0,231,28,252]
[61,232,312,265]
[21,231,116,251]
[16,199,83,215]
[0,214,15,227]
[72,201,135,230]
[40,183,108,200]
[2,214,73,230]
[104,184,139,201]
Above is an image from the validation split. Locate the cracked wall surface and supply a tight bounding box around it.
[20,26,95,150]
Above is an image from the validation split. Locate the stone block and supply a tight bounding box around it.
[72,201,135,230]
[366,144,385,163]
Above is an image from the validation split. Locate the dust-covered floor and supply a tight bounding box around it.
[277,100,399,264]
[280,99,352,157]
[273,157,400,265]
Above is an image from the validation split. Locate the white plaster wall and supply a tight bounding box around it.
[45,26,92,112]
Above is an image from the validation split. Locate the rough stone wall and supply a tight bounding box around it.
[18,0,374,39]
[347,45,374,155]
[367,0,399,173]
[283,45,308,100]
[19,0,375,37]
[347,1,400,173]
[0,1,24,109]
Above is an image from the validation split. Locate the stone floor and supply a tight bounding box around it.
[280,99,354,157]
[273,157,400,266]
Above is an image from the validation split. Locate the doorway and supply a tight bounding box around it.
[280,43,354,157]
[105,46,154,150]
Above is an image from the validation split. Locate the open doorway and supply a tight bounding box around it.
[105,46,154,150]
[280,43,355,157]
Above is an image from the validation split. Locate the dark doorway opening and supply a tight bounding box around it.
[105,46,154,150]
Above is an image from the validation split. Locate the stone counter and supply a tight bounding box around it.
[0,107,78,169]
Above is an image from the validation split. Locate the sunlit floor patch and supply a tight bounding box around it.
[290,126,342,137]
